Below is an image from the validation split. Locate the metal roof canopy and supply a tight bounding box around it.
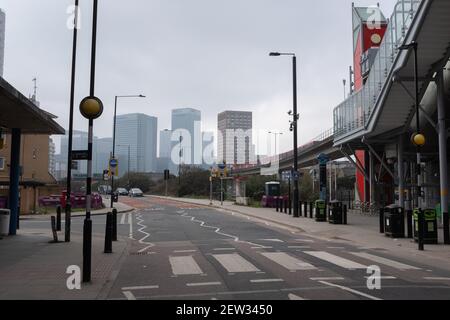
[335,0,450,146]
[0,77,64,134]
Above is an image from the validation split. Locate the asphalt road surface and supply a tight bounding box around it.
[21,196,450,300]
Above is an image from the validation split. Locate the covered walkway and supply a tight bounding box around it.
[0,76,64,235]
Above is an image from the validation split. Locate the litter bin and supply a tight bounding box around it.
[0,209,11,236]
[315,200,327,222]
[329,201,343,224]
[384,205,405,238]
[413,208,438,244]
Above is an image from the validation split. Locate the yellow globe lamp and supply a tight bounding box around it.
[411,133,426,147]
[80,96,104,120]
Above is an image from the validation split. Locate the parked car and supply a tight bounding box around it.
[116,188,129,196]
[129,188,144,197]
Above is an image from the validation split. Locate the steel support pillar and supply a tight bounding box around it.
[8,128,21,235]
[398,136,405,209]
[437,70,450,244]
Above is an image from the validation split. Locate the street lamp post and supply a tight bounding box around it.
[270,52,300,218]
[268,131,283,155]
[399,41,426,251]
[110,95,145,208]
[65,0,80,243]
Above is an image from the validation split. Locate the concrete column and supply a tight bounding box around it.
[398,136,405,208]
[8,128,21,235]
[437,70,449,244]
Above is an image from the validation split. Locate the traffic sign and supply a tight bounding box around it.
[109,158,118,168]
[72,150,89,161]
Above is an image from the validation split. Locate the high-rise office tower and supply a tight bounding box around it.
[171,108,202,174]
[116,113,157,173]
[217,111,253,165]
[0,9,5,77]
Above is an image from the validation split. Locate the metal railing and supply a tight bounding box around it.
[333,0,422,140]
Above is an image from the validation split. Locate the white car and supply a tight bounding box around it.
[129,188,144,197]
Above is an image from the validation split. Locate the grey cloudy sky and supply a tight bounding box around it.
[1,0,397,154]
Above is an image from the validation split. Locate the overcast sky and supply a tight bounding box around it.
[1,0,397,154]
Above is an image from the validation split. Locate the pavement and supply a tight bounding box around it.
[0,201,133,300]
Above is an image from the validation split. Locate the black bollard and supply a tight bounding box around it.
[406,210,413,239]
[299,201,303,217]
[379,208,385,233]
[343,204,348,225]
[304,202,308,218]
[112,208,118,241]
[418,209,424,251]
[104,212,113,254]
[280,197,283,213]
[284,198,288,214]
[276,197,279,212]
[310,202,313,218]
[82,218,92,282]
[289,198,292,215]
[56,205,62,231]
[51,216,59,243]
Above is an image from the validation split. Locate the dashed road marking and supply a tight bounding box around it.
[423,277,450,281]
[213,254,260,273]
[169,256,204,275]
[261,252,316,271]
[349,252,421,270]
[123,291,136,300]
[318,281,382,300]
[288,293,307,300]
[187,282,222,287]
[122,285,159,291]
[174,250,197,253]
[304,251,367,269]
[250,279,284,283]
[310,277,345,281]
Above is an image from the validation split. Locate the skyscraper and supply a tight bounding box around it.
[0,9,6,77]
[157,129,172,173]
[217,111,253,165]
[171,108,202,174]
[116,113,157,173]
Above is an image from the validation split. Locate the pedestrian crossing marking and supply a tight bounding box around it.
[261,252,316,271]
[349,252,421,270]
[212,254,260,273]
[169,256,204,275]
[304,251,367,269]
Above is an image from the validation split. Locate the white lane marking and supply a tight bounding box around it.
[122,285,159,291]
[213,248,236,251]
[174,250,197,253]
[304,251,367,269]
[251,246,273,250]
[261,252,316,271]
[350,252,421,270]
[178,211,266,248]
[169,256,203,275]
[250,279,284,283]
[364,276,397,280]
[123,291,136,300]
[295,239,314,243]
[288,293,307,300]
[258,239,284,243]
[423,277,450,281]
[213,254,260,273]
[186,282,222,287]
[327,247,345,249]
[120,213,127,224]
[136,212,155,252]
[310,277,345,281]
[288,246,311,249]
[318,281,382,300]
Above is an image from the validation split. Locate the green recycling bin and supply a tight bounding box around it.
[413,208,438,244]
[315,200,327,222]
